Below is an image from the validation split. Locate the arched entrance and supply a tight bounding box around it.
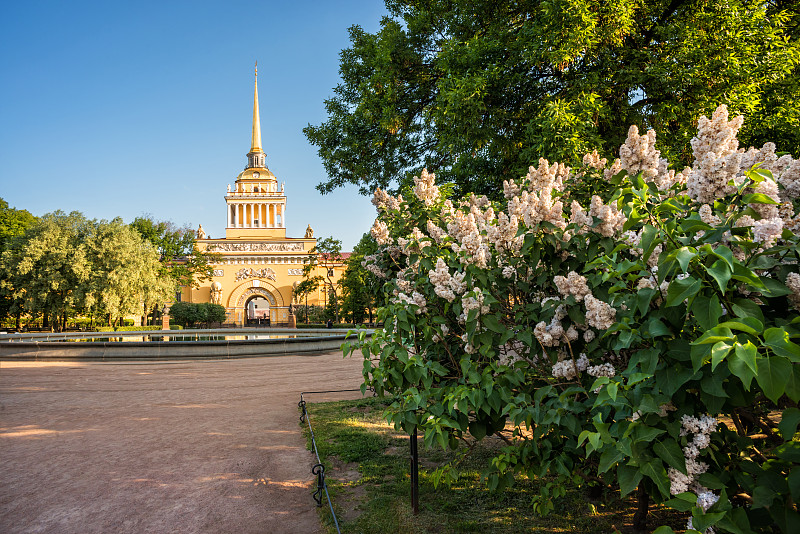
[228,283,280,327]
[246,295,270,326]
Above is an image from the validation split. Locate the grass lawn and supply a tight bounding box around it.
[301,396,685,533]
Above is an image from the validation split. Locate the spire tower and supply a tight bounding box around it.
[246,62,266,169]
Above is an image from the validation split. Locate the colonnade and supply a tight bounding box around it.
[227,202,285,228]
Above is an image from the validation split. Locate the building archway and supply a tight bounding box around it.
[226,282,281,326]
[245,295,270,325]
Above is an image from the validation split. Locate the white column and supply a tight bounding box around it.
[227,204,232,227]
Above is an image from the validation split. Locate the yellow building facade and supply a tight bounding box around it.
[182,67,344,325]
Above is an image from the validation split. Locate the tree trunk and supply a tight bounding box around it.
[633,483,650,532]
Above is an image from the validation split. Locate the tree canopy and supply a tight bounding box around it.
[339,233,381,324]
[0,198,36,254]
[130,215,217,289]
[305,0,800,199]
[0,212,172,330]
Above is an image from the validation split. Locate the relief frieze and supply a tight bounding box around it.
[235,267,277,282]
[207,242,304,252]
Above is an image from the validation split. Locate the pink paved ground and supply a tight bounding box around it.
[0,352,365,533]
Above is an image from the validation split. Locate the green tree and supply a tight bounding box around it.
[305,0,800,199]
[130,215,217,288]
[339,233,381,324]
[130,215,218,324]
[303,236,344,322]
[293,277,323,323]
[84,218,173,328]
[0,211,92,331]
[0,198,36,324]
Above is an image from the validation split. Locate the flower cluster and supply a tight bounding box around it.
[584,294,616,330]
[687,105,744,203]
[554,271,591,301]
[412,169,441,206]
[428,258,467,302]
[619,125,661,179]
[551,353,589,380]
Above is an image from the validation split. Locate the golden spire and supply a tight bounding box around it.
[251,61,262,153]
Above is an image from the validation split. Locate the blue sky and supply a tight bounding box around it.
[0,0,388,251]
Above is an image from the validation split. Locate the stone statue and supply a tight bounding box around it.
[196,224,206,239]
[227,184,231,192]
[305,224,314,238]
[210,281,223,305]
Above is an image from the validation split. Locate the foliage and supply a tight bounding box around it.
[303,397,684,533]
[340,233,382,324]
[95,325,183,332]
[0,212,172,330]
[0,198,36,254]
[303,236,344,322]
[84,218,174,325]
[130,215,217,289]
[168,301,227,327]
[0,198,37,321]
[346,106,800,532]
[306,0,800,199]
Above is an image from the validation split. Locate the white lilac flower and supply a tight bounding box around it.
[584,295,616,330]
[411,169,440,206]
[370,219,390,245]
[553,271,591,301]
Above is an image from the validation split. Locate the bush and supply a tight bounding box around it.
[349,105,800,533]
[169,302,226,327]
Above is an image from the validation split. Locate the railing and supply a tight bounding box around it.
[298,388,369,533]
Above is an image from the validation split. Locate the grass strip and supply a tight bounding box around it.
[302,396,685,533]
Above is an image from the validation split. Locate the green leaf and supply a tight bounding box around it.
[742,192,780,205]
[786,366,800,403]
[694,294,723,331]
[482,314,504,333]
[704,259,732,293]
[755,356,792,403]
[665,276,702,307]
[656,364,698,396]
[691,510,726,533]
[641,224,660,262]
[728,342,758,390]
[468,420,487,440]
[645,317,671,338]
[711,341,733,371]
[641,458,671,499]
[693,326,734,346]
[665,492,699,512]
[778,407,800,440]
[763,328,800,362]
[598,447,626,474]
[732,298,765,325]
[675,247,696,273]
[617,463,643,497]
[717,317,763,336]
[758,276,791,297]
[654,439,687,475]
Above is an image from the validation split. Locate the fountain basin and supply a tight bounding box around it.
[0,328,371,360]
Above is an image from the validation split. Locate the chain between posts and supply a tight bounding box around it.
[299,388,369,533]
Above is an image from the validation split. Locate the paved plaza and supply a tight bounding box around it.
[0,351,365,533]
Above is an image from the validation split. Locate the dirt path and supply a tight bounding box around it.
[0,352,365,533]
